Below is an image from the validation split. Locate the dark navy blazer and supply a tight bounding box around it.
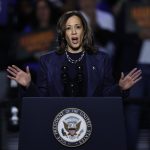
[23,50,122,97]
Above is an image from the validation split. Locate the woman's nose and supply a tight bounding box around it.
[71,27,77,34]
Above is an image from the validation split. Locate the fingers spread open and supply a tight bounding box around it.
[130,69,142,77]
[128,68,138,77]
[7,75,16,80]
[7,68,17,77]
[133,76,142,84]
[12,65,21,72]
[132,71,142,81]
[8,66,18,74]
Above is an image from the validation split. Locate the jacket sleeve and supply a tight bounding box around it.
[20,56,49,97]
[102,54,129,98]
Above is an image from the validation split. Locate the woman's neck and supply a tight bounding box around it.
[67,47,83,54]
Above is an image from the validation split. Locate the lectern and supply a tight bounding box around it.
[19,97,127,150]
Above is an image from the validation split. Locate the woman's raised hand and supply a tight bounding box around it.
[7,65,31,88]
[119,68,142,90]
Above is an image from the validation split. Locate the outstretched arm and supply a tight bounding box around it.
[7,65,31,88]
[119,68,142,90]
[7,56,49,97]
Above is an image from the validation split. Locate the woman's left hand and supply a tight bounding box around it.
[119,68,142,90]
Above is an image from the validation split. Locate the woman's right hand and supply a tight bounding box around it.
[7,65,31,88]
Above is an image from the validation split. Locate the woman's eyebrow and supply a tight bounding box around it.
[66,24,81,26]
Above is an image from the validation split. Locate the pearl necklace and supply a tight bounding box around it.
[65,50,85,64]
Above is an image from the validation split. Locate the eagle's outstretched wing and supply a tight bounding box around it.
[76,121,81,132]
[63,122,69,132]
[61,128,67,136]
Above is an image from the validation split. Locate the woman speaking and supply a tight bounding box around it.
[7,11,142,97]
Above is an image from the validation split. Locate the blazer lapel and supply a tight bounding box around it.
[51,53,66,96]
[86,53,100,96]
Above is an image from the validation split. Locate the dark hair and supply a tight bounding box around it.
[56,10,97,54]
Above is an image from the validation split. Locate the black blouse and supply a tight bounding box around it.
[61,51,87,97]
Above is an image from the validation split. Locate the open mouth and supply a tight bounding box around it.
[71,37,78,44]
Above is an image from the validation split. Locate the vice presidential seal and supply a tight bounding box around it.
[52,108,92,147]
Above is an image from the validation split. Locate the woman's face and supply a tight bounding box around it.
[65,15,84,53]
